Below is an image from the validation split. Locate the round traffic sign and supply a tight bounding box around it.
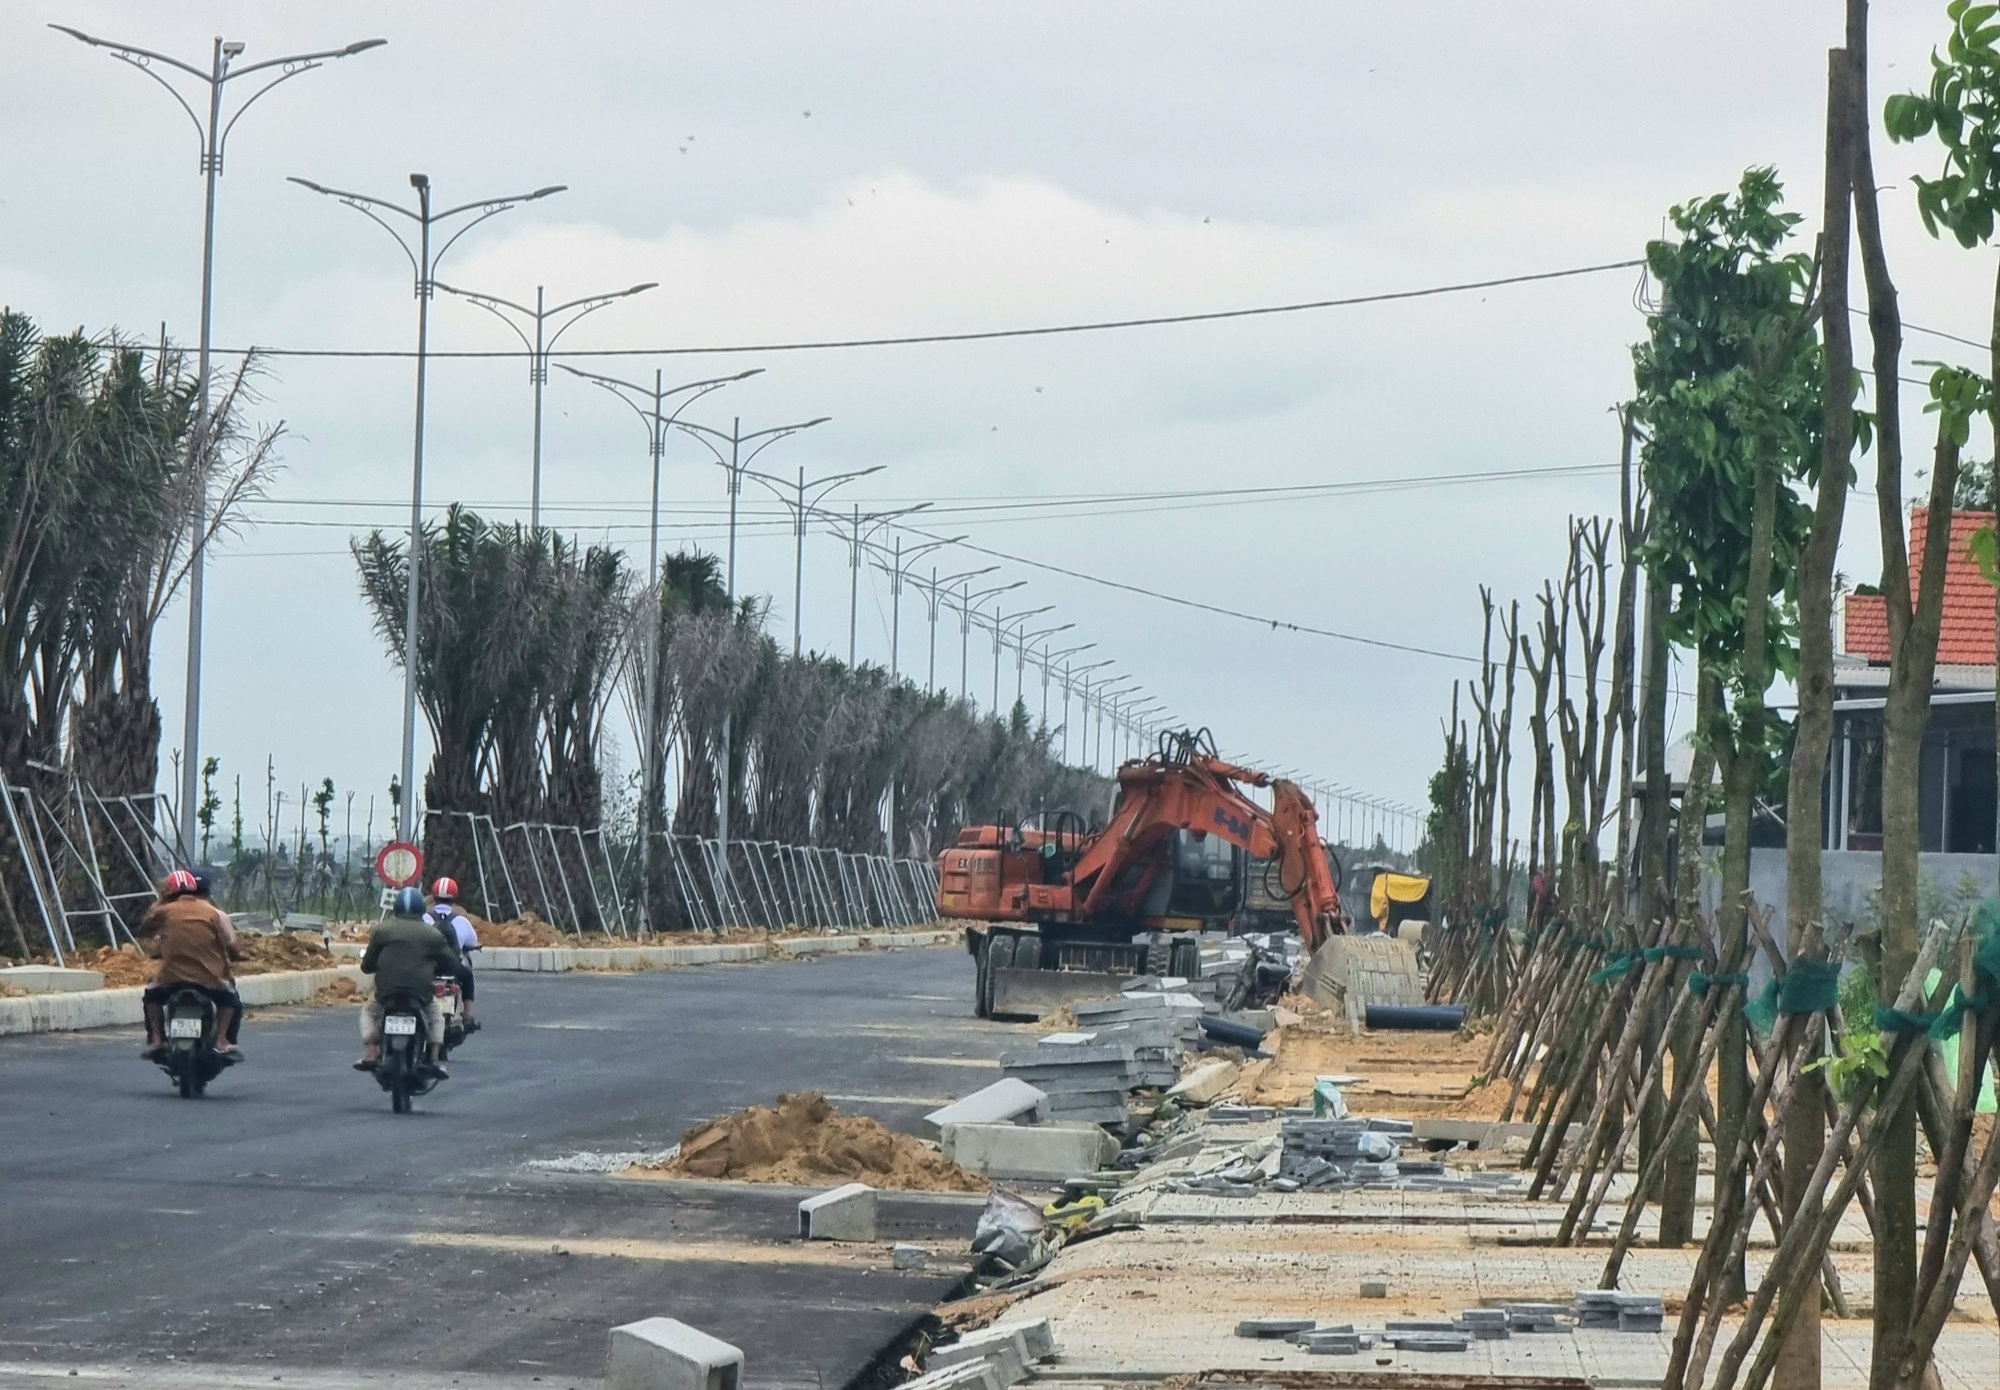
[376,840,424,889]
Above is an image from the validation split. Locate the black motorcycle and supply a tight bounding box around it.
[154,986,229,1098]
[373,987,445,1114]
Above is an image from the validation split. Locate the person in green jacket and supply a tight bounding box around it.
[355,886,460,1077]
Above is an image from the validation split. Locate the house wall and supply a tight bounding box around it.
[1699,848,1995,980]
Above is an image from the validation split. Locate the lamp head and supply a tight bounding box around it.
[409,173,430,190]
[344,39,389,55]
[221,41,246,58]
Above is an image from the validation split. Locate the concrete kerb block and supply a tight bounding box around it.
[797,1181,877,1240]
[922,1078,1049,1137]
[941,1121,1119,1181]
[927,1326,1032,1385]
[989,1317,1056,1361]
[1166,1059,1240,1104]
[607,1317,743,1390]
[0,965,103,994]
[902,1362,1004,1390]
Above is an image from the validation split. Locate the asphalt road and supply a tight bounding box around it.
[0,944,1021,1390]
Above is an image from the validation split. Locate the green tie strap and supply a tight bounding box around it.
[1776,958,1842,1015]
[1589,952,1639,985]
[1643,944,1705,964]
[1744,979,1782,1037]
[1690,970,1750,997]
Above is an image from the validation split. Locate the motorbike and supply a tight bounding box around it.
[434,973,468,1059]
[154,985,230,1098]
[373,987,445,1114]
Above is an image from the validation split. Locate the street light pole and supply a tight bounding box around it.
[979,606,1052,713]
[294,173,566,841]
[1061,660,1113,763]
[734,465,886,657]
[945,582,1025,709]
[558,364,759,927]
[1037,642,1094,731]
[869,535,963,681]
[1012,623,1073,708]
[437,280,656,528]
[822,504,932,666]
[54,24,385,858]
[907,567,995,695]
[671,414,831,852]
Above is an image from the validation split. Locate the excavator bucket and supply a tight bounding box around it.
[989,966,1139,1020]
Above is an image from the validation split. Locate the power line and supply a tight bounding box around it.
[205,260,1646,360]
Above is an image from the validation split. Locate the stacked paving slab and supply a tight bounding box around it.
[1169,1114,1521,1196]
[999,991,1202,1125]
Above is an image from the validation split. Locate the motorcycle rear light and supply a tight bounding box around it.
[433,981,449,995]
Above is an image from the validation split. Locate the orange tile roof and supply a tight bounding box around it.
[1841,509,1996,665]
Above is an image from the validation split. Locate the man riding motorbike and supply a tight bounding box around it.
[138,869,245,1062]
[355,886,460,1078]
[423,877,480,1032]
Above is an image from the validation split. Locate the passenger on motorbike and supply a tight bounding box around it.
[137,869,245,1062]
[355,886,461,1078]
[424,877,480,1032]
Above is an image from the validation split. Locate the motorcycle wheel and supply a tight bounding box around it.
[176,1051,196,1099]
[392,1069,412,1113]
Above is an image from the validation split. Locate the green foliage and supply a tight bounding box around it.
[1630,168,1823,683]
[1953,454,1994,508]
[1808,958,1889,1104]
[1886,1,2000,247]
[197,757,221,862]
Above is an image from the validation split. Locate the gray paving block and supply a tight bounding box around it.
[1236,1317,1317,1338]
[797,1182,877,1241]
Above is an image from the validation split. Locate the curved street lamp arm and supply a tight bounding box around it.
[432,279,537,319]
[288,175,421,221]
[436,185,566,222]
[48,25,210,80]
[439,290,538,357]
[218,63,330,162]
[303,189,420,281]
[545,284,657,354]
[228,38,387,79]
[432,203,525,274]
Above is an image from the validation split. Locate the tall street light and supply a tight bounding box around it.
[946,581,1025,708]
[292,173,566,839]
[1060,659,1113,762]
[1036,642,1094,730]
[52,24,385,858]
[1120,696,1166,765]
[558,364,760,928]
[437,279,656,527]
[1012,623,1073,708]
[671,415,831,852]
[824,505,932,667]
[979,606,1052,713]
[740,465,886,657]
[908,567,995,694]
[1090,678,1141,771]
[870,535,964,680]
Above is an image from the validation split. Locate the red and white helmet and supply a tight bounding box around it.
[161,868,199,899]
[431,876,459,902]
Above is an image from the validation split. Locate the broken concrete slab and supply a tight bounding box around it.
[892,1243,928,1270]
[1166,1059,1239,1104]
[1235,1317,1316,1338]
[942,1121,1119,1181]
[797,1182,877,1241]
[922,1078,1049,1137]
[927,1325,1032,1384]
[989,1317,1056,1361]
[606,1316,743,1390]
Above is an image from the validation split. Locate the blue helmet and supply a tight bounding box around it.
[392,886,427,919]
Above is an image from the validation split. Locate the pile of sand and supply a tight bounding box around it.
[473,913,567,947]
[68,944,154,988]
[642,1091,988,1193]
[234,933,337,975]
[309,975,363,1006]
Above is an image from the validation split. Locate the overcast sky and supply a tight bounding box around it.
[3,1,1992,848]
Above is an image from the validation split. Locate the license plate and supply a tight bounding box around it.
[167,1017,203,1039]
[383,1015,418,1036]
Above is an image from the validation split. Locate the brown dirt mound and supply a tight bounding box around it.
[69,945,154,988]
[474,913,567,947]
[644,1091,988,1192]
[309,975,363,1006]
[1230,1017,1491,1115]
[234,933,337,974]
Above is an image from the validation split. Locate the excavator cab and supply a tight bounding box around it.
[1147,829,1244,923]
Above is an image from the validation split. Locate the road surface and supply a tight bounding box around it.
[0,943,1016,1390]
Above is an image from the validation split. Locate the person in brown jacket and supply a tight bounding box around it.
[137,869,245,1061]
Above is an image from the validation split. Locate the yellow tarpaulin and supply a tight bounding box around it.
[1370,873,1431,931]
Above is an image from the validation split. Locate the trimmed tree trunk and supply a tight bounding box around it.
[1659,662,1719,1246]
[1775,40,1862,1390]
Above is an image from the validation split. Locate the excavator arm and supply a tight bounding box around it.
[1064,747,1345,951]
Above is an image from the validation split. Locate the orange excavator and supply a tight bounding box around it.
[938,728,1348,1018]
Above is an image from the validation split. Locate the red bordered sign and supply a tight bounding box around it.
[375,840,424,889]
